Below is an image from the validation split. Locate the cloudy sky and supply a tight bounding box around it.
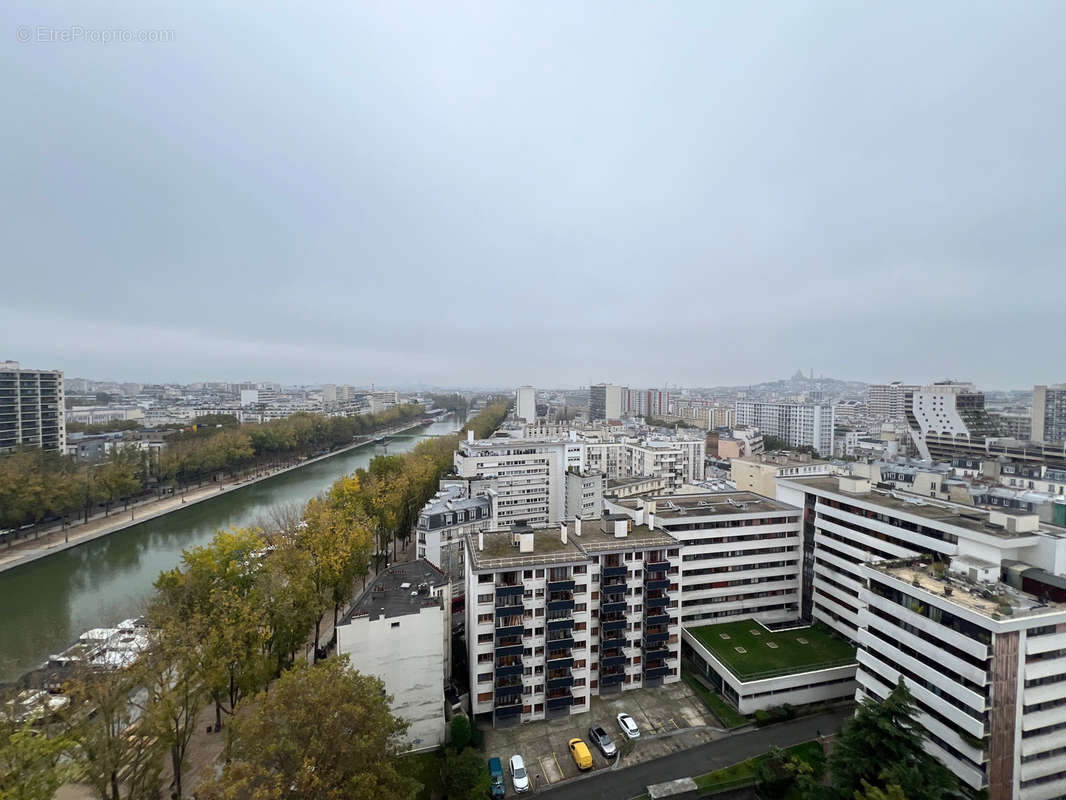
[3,2,1064,389]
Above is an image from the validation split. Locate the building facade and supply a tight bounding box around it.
[0,361,66,453]
[515,386,536,424]
[867,382,920,421]
[734,401,835,456]
[452,436,567,527]
[1032,384,1066,445]
[590,384,624,422]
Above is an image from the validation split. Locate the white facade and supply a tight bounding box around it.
[590,383,624,421]
[453,439,568,527]
[867,382,919,421]
[734,401,835,456]
[515,386,536,423]
[0,361,65,453]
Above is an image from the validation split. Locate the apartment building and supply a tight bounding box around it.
[515,386,536,423]
[415,486,496,583]
[464,518,681,727]
[1032,384,1066,445]
[775,473,1066,799]
[625,440,706,491]
[867,382,920,421]
[452,436,568,527]
[734,401,835,456]
[730,452,836,500]
[607,494,803,627]
[0,361,66,453]
[904,382,999,461]
[590,383,625,421]
[564,469,605,520]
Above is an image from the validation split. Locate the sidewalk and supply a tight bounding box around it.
[0,422,424,575]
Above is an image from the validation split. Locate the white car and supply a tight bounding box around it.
[617,712,640,739]
[509,754,530,793]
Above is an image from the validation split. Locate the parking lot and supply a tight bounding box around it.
[483,680,719,792]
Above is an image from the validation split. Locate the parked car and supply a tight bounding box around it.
[588,725,617,758]
[488,757,505,798]
[568,737,593,770]
[509,754,530,793]
[616,712,640,739]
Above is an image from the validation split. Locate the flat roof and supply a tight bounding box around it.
[467,528,588,570]
[612,491,797,519]
[576,522,677,553]
[343,559,447,623]
[870,561,1066,620]
[780,476,1045,538]
[686,619,856,681]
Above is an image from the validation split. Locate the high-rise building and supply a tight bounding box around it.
[1032,384,1066,445]
[734,400,835,456]
[775,473,1066,800]
[0,361,66,453]
[515,385,536,423]
[904,382,999,461]
[590,383,625,421]
[867,382,919,421]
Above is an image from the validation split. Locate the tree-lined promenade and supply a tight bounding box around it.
[0,404,428,542]
[1,400,510,800]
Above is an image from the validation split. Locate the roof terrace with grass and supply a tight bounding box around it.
[685,619,856,682]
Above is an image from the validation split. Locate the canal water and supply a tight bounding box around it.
[0,417,461,683]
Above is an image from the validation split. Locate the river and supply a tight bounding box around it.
[0,417,462,683]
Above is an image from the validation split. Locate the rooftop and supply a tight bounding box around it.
[780,475,1048,539]
[870,560,1066,621]
[343,559,448,623]
[575,520,677,553]
[686,619,856,681]
[733,451,830,468]
[613,492,797,519]
[466,527,588,570]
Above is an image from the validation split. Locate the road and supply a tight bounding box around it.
[543,710,849,800]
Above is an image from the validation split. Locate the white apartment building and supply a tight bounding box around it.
[452,435,568,527]
[0,361,66,453]
[464,518,681,728]
[730,452,836,500]
[564,470,605,520]
[590,383,625,421]
[515,386,536,423]
[1032,384,1066,445]
[607,494,803,627]
[867,382,920,421]
[775,473,1066,800]
[734,401,835,456]
[415,486,496,583]
[904,382,999,461]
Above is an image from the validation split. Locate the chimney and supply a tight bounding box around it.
[635,507,645,526]
[574,517,582,536]
[467,430,474,443]
[519,531,534,553]
[560,522,568,544]
[648,512,655,530]
[478,531,484,551]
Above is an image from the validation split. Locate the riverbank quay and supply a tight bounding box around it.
[0,419,428,575]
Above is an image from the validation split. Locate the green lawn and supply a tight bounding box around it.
[694,740,825,794]
[687,619,855,680]
[683,672,748,728]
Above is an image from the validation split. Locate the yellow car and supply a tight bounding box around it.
[568,737,593,770]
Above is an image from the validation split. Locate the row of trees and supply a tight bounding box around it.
[0,405,426,534]
[1,400,511,799]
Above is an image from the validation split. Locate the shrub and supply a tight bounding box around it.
[450,714,471,751]
[754,709,772,727]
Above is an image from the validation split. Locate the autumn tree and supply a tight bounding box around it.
[0,708,71,800]
[196,657,418,800]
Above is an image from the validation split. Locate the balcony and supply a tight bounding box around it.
[546,654,574,669]
[496,643,524,657]
[645,612,670,626]
[546,693,573,710]
[495,663,523,677]
[644,665,670,679]
[601,619,627,632]
[495,584,524,597]
[600,653,626,667]
[645,593,669,608]
[547,598,575,612]
[547,635,574,650]
[645,578,670,591]
[643,643,669,660]
[496,602,524,617]
[602,581,626,596]
[600,672,624,686]
[494,703,522,719]
[494,685,523,701]
[601,627,625,643]
[548,579,575,592]
[547,674,574,690]
[645,560,670,572]
[495,623,523,637]
[547,618,573,632]
[644,630,669,645]
[602,565,627,578]
[602,599,626,613]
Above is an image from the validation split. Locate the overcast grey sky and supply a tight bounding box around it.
[2,2,1064,389]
